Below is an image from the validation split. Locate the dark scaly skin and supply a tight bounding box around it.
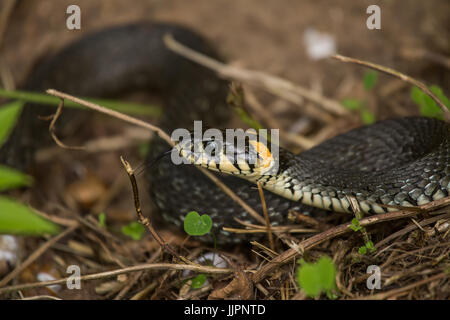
[266,117,450,213]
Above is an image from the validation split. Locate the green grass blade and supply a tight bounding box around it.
[0,100,24,147]
[0,196,60,235]
[0,165,33,191]
[363,71,378,91]
[0,88,161,116]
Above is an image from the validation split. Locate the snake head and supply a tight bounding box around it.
[173,128,279,179]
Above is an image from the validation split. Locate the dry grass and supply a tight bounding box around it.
[0,1,449,300]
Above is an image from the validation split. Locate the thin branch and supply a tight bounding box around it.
[46,89,172,143]
[332,54,450,122]
[257,182,274,251]
[232,217,317,232]
[164,34,348,117]
[251,197,450,284]
[46,89,266,226]
[19,295,62,300]
[120,156,191,264]
[48,98,85,150]
[0,0,17,90]
[357,272,449,300]
[0,0,15,48]
[0,224,78,287]
[244,88,317,149]
[0,262,233,294]
[374,214,449,249]
[347,195,372,248]
[400,47,450,70]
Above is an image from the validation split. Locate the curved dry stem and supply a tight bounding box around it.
[332,54,450,122]
[251,197,450,284]
[0,262,233,294]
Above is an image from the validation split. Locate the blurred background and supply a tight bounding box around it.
[0,0,448,299]
[2,0,449,142]
[2,0,449,92]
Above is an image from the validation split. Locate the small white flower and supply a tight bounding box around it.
[303,28,336,60]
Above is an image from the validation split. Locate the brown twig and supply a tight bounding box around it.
[164,33,348,117]
[400,47,450,70]
[357,272,449,300]
[0,262,233,294]
[0,0,17,90]
[244,88,317,149]
[36,126,151,162]
[45,89,266,226]
[257,182,274,251]
[0,0,15,48]
[46,89,172,142]
[120,156,191,264]
[225,217,316,234]
[251,197,450,284]
[48,98,85,150]
[347,195,373,249]
[331,54,450,122]
[0,224,78,288]
[19,295,62,300]
[222,227,315,234]
[113,271,143,300]
[113,248,162,300]
[374,213,450,249]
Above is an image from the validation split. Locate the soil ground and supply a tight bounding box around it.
[0,0,449,300]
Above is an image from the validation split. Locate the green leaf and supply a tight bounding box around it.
[363,71,378,91]
[234,107,263,130]
[296,256,337,298]
[0,165,33,191]
[365,240,376,253]
[361,110,376,124]
[410,86,447,119]
[316,257,337,291]
[0,100,24,147]
[411,86,424,105]
[422,95,441,118]
[121,221,145,240]
[326,291,339,300]
[190,274,207,289]
[358,246,367,255]
[430,85,450,109]
[184,211,212,236]
[98,212,106,228]
[341,99,362,111]
[349,218,362,232]
[0,88,161,116]
[297,263,322,297]
[0,196,60,235]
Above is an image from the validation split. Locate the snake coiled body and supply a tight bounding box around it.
[252,117,449,214]
[1,23,449,244]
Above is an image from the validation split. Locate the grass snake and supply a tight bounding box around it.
[1,23,449,244]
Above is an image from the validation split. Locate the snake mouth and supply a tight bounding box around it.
[174,128,278,178]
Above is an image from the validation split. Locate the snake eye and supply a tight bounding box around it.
[174,129,278,178]
[203,140,220,158]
